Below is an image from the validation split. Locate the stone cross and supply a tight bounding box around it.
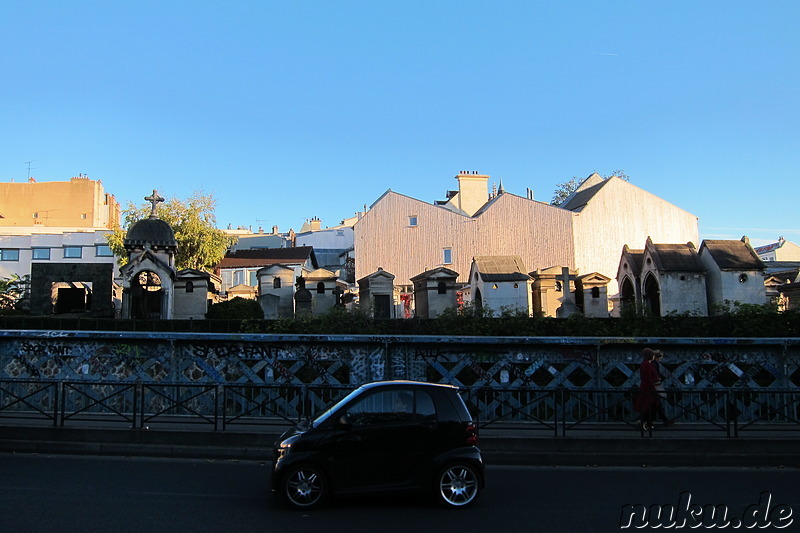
[556,266,580,318]
[145,190,165,218]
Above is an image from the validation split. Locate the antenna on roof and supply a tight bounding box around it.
[24,160,35,180]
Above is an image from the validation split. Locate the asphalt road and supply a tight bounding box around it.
[1,454,799,533]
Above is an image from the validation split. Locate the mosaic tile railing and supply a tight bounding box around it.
[1,331,799,428]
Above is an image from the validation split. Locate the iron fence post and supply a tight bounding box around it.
[132,381,139,430]
[214,385,220,432]
[139,382,146,429]
[52,381,59,427]
[221,385,228,431]
[59,381,66,427]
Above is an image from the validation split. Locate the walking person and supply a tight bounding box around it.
[634,348,660,431]
[652,350,675,427]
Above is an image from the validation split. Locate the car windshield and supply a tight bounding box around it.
[311,386,365,427]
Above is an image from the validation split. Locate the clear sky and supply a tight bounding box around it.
[1,1,797,246]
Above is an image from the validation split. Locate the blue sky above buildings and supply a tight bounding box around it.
[1,1,797,246]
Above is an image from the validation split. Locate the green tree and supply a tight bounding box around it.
[550,170,630,206]
[107,191,235,271]
[0,273,29,312]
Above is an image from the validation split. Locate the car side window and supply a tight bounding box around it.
[347,390,437,425]
[416,391,436,419]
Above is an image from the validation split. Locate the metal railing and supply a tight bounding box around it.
[1,379,799,437]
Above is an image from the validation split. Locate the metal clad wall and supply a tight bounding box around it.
[355,192,574,287]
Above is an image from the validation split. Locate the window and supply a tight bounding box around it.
[317,282,325,294]
[346,390,436,425]
[408,215,418,227]
[81,214,87,219]
[0,249,20,261]
[591,287,600,298]
[443,248,452,265]
[249,270,258,286]
[337,230,344,237]
[186,281,194,293]
[63,246,82,259]
[33,212,38,219]
[437,281,447,295]
[95,245,113,257]
[233,270,245,286]
[273,277,281,289]
[32,248,51,260]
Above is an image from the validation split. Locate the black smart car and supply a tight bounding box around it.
[271,380,484,509]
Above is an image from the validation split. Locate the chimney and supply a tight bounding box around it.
[272,225,279,234]
[310,216,321,232]
[453,171,489,217]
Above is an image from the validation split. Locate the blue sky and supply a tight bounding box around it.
[1,1,797,246]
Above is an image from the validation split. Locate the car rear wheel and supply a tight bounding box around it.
[281,464,328,509]
[435,463,480,508]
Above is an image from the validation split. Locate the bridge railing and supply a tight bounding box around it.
[1,379,799,437]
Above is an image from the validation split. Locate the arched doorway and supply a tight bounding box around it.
[642,274,661,317]
[620,277,636,314]
[131,270,164,319]
[474,287,483,311]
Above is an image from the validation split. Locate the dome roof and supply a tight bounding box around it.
[125,217,177,248]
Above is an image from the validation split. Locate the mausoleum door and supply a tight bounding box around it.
[643,274,661,317]
[131,270,165,319]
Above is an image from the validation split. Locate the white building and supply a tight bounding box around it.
[698,238,766,313]
[467,256,531,316]
[0,227,118,280]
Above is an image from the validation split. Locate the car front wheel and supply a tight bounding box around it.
[281,464,328,509]
[435,463,480,508]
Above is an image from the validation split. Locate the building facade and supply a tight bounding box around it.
[354,172,699,312]
[0,176,120,229]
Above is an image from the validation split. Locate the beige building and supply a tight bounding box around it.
[0,176,120,229]
[354,172,699,308]
[755,238,800,262]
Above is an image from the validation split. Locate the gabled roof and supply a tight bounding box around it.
[410,267,459,282]
[472,255,530,282]
[645,239,704,272]
[304,268,338,281]
[559,174,610,212]
[699,239,764,271]
[358,267,395,284]
[577,272,611,283]
[176,268,211,279]
[119,248,176,278]
[217,246,317,269]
